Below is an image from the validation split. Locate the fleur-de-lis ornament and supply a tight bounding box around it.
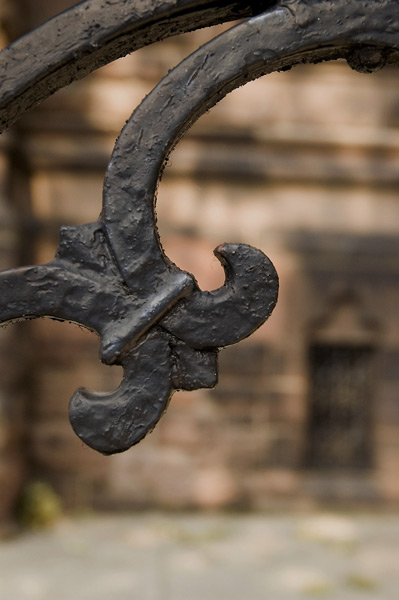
[0,0,396,453]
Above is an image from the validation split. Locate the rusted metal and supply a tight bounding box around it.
[0,0,398,454]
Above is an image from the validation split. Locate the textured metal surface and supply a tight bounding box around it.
[0,0,276,132]
[0,0,398,454]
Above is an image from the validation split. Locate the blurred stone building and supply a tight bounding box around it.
[0,0,398,519]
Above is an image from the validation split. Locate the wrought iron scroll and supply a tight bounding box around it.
[0,0,398,454]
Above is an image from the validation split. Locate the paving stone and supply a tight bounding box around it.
[1,512,399,599]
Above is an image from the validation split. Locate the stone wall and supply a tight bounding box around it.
[0,1,31,525]
[0,140,26,524]
[0,2,398,514]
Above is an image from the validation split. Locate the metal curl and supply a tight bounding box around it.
[161,244,279,349]
[69,329,219,455]
[69,329,174,454]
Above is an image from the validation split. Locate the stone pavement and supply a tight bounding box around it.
[1,512,399,599]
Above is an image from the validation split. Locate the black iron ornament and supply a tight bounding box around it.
[0,0,398,454]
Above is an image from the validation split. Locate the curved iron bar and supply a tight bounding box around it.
[0,0,398,453]
[102,0,399,342]
[0,0,276,133]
